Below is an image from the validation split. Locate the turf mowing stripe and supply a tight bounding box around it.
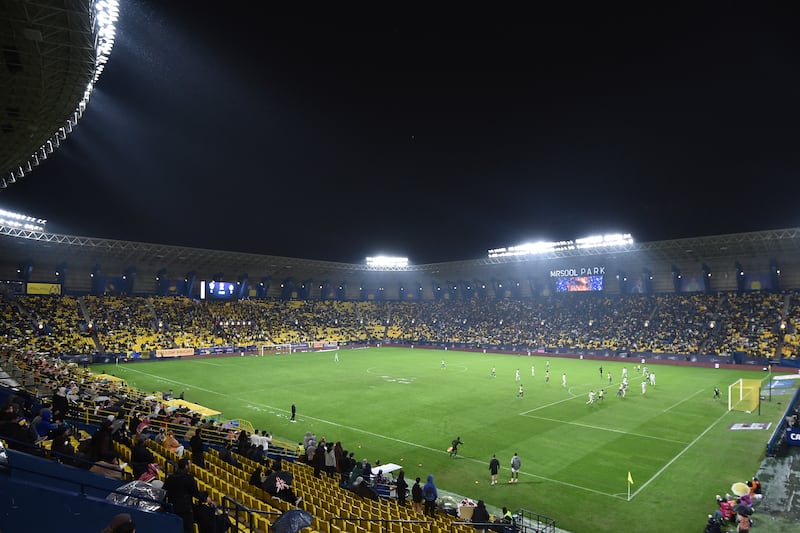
[520,414,688,445]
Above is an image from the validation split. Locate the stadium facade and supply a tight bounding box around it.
[2,224,800,300]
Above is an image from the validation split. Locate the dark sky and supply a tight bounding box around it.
[3,5,800,264]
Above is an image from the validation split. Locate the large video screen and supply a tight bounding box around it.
[556,275,604,292]
[200,280,238,299]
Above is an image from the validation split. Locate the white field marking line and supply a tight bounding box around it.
[194,361,224,367]
[520,414,688,445]
[661,388,706,412]
[117,365,623,499]
[627,406,731,501]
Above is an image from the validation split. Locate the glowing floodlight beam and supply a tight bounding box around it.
[0,207,47,232]
[575,233,634,249]
[488,233,633,258]
[366,256,409,267]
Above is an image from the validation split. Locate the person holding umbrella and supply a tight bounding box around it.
[264,469,302,506]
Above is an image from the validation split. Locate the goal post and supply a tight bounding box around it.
[728,378,761,413]
[259,343,292,356]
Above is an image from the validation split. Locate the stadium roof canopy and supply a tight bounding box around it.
[0,0,118,189]
[4,224,800,285]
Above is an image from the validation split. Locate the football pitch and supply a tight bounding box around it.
[92,347,790,533]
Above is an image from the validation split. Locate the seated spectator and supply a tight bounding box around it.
[138,462,161,484]
[90,453,126,480]
[218,442,240,468]
[130,434,155,478]
[350,476,379,501]
[99,513,134,533]
[163,429,184,457]
[193,490,231,533]
[713,495,734,523]
[50,426,78,466]
[748,477,763,500]
[32,407,57,440]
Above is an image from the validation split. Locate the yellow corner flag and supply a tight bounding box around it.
[627,471,634,485]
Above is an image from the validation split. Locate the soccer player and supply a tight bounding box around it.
[617,383,624,397]
[290,402,296,422]
[641,380,647,395]
[598,388,605,401]
[546,360,550,371]
[586,390,595,404]
[545,370,550,384]
[599,366,603,377]
[441,360,446,369]
[449,436,463,458]
[491,367,496,378]
[649,372,656,386]
[562,372,567,388]
[531,365,535,378]
[622,367,628,379]
[509,453,521,483]
[713,386,720,399]
[334,351,339,362]
[517,384,524,398]
[515,368,521,382]
[607,371,612,383]
[489,454,500,485]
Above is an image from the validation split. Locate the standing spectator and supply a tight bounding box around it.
[190,427,205,468]
[510,453,521,484]
[423,474,438,517]
[52,387,70,420]
[312,441,326,477]
[395,470,408,506]
[90,418,115,462]
[324,442,337,478]
[489,454,500,485]
[163,458,199,533]
[411,476,424,513]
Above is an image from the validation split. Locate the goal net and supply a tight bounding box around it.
[728,378,761,413]
[259,343,292,356]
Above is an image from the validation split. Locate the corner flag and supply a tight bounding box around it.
[627,472,634,485]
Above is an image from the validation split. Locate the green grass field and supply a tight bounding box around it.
[91,347,791,533]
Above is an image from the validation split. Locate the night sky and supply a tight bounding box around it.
[3,5,800,264]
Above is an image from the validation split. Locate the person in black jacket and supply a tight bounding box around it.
[395,470,408,506]
[193,491,231,533]
[411,477,423,513]
[190,427,205,468]
[472,500,491,532]
[163,458,200,533]
[130,433,155,479]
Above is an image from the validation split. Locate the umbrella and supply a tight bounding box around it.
[271,509,314,533]
[731,482,749,497]
[734,504,753,516]
[264,470,293,493]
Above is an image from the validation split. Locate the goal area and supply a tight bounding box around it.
[728,378,761,413]
[259,343,292,356]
